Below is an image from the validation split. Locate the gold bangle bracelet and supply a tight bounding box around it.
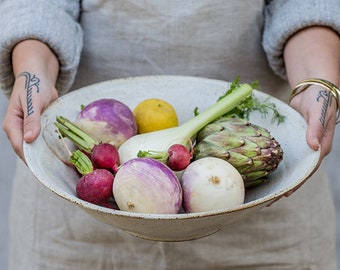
[289,78,340,123]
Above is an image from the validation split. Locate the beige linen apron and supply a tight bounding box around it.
[9,1,336,269]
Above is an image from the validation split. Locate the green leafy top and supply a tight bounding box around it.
[194,77,285,125]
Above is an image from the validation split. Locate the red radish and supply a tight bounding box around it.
[76,169,114,205]
[167,144,192,171]
[91,143,120,173]
[55,116,120,173]
[137,143,193,171]
[70,150,114,206]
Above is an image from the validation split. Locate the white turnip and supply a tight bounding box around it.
[181,157,245,213]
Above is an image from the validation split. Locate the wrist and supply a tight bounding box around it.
[12,39,59,85]
[289,78,340,123]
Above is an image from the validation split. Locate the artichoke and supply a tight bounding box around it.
[193,117,283,189]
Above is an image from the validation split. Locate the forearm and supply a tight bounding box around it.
[0,0,83,96]
[283,26,340,88]
[12,39,59,85]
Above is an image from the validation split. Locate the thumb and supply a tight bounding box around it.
[23,112,42,143]
[305,113,335,160]
[305,124,320,152]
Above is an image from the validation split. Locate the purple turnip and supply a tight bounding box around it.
[113,158,182,214]
[75,98,137,148]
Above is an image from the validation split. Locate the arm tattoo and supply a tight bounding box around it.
[316,90,332,128]
[18,72,40,116]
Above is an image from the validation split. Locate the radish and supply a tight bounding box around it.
[181,157,245,213]
[167,144,192,171]
[137,143,193,171]
[55,116,120,173]
[77,169,114,205]
[70,150,114,206]
[91,143,120,173]
[113,158,182,214]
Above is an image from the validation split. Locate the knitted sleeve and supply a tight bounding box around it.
[0,0,83,96]
[262,0,340,79]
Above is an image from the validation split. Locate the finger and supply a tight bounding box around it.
[305,102,336,159]
[23,108,42,143]
[306,121,335,157]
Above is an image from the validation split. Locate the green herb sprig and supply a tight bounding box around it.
[194,77,285,125]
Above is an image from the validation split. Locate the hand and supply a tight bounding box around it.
[2,74,58,160]
[289,84,337,163]
[283,26,340,166]
[2,39,59,161]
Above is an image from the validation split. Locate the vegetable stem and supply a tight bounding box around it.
[176,83,253,139]
[70,150,94,175]
[55,116,100,153]
[137,150,169,163]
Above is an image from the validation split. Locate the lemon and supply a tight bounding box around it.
[133,98,179,133]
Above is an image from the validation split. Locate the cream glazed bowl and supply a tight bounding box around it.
[23,76,319,241]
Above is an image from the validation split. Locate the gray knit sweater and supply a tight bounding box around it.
[0,0,339,96]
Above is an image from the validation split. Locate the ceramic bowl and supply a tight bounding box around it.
[23,76,319,241]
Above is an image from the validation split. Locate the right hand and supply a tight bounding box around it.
[2,40,59,161]
[2,75,58,161]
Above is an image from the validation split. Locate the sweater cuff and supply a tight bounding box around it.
[262,0,340,79]
[0,0,83,97]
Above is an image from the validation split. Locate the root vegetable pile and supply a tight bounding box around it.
[53,79,284,214]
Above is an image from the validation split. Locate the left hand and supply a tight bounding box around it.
[289,84,337,163]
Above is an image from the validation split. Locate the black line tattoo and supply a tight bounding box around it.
[18,72,40,116]
[316,89,332,128]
